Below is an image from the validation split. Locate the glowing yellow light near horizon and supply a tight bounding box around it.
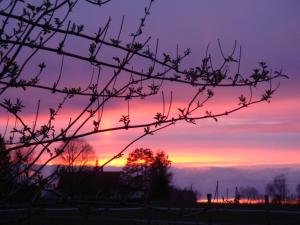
[171,154,236,164]
[102,158,127,167]
[83,160,98,166]
[48,158,127,167]
[136,159,146,164]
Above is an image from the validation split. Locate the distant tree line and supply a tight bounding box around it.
[1,137,300,205]
[55,143,197,204]
[235,174,299,204]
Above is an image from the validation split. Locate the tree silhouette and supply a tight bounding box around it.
[0,138,41,201]
[0,0,287,200]
[149,151,172,200]
[266,174,288,204]
[296,183,300,201]
[122,148,154,192]
[239,186,260,203]
[56,138,96,172]
[122,148,172,201]
[0,136,14,199]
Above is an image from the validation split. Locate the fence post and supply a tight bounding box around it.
[26,204,32,225]
[264,195,269,205]
[206,193,212,225]
[207,193,212,204]
[264,195,271,225]
[82,204,90,225]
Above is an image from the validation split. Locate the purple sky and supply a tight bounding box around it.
[1,0,299,169]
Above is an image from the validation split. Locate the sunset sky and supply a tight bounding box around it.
[72,0,300,168]
[1,0,299,169]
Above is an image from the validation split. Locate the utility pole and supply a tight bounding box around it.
[213,180,219,203]
[226,188,229,202]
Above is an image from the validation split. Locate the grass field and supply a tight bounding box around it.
[1,203,300,225]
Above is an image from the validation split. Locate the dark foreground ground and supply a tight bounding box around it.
[1,203,300,225]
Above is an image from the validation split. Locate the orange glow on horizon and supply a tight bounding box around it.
[48,158,127,168]
[196,198,300,205]
[48,146,300,169]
